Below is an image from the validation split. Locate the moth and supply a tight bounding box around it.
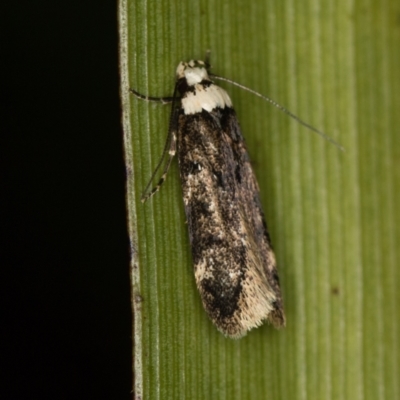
[131,58,341,338]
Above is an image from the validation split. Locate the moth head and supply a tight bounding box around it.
[176,60,210,86]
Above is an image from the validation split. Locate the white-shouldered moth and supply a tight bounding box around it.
[131,57,342,338]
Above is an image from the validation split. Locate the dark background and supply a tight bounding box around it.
[2,2,132,398]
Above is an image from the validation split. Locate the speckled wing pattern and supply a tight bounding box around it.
[177,106,285,338]
[134,59,286,338]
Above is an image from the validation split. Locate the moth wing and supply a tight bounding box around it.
[178,108,285,338]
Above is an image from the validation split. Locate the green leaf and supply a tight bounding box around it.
[119,0,400,398]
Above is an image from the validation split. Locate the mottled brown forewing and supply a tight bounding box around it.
[177,107,285,338]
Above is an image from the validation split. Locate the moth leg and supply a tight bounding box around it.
[135,82,180,202]
[130,89,174,104]
[141,130,177,202]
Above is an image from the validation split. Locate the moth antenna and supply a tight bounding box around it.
[209,74,344,152]
[130,88,174,104]
[204,49,211,68]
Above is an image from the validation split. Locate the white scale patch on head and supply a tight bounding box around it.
[176,60,233,115]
